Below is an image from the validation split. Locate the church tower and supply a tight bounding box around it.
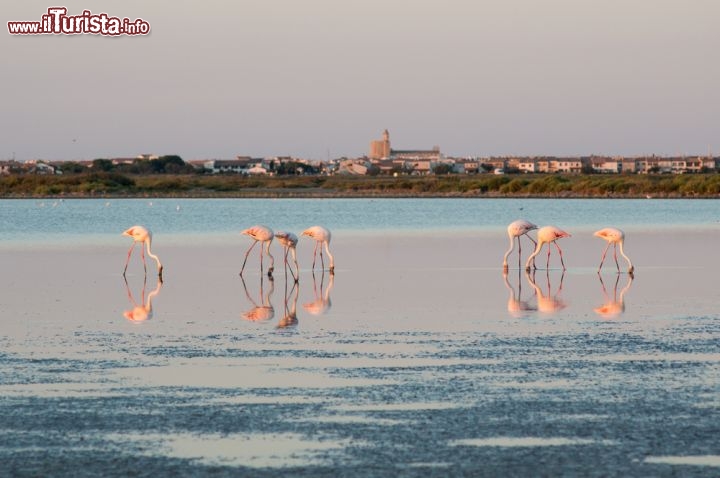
[370,129,391,160]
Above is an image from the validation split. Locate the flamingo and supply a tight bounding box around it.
[240,225,275,277]
[503,219,538,271]
[594,227,634,274]
[301,225,334,273]
[525,225,571,271]
[122,225,163,280]
[274,231,299,282]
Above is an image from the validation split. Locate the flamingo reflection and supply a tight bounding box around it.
[503,269,536,317]
[303,270,334,316]
[240,275,275,322]
[123,276,163,322]
[594,273,633,319]
[277,281,300,329]
[525,269,567,315]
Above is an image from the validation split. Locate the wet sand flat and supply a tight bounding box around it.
[1,229,719,476]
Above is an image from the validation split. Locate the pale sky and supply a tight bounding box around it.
[2,1,719,161]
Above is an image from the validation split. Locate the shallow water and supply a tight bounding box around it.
[1,199,719,476]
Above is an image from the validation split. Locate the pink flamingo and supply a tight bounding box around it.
[122,225,163,280]
[240,225,275,277]
[301,225,334,274]
[525,225,571,271]
[274,231,299,282]
[503,219,538,270]
[594,227,634,274]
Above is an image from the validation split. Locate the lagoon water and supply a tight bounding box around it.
[1,197,719,243]
[1,198,719,477]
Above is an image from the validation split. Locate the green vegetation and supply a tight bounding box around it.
[3,172,720,198]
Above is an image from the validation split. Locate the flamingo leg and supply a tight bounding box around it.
[546,244,551,269]
[293,249,299,282]
[283,248,289,280]
[516,237,522,270]
[265,240,274,276]
[613,243,620,272]
[140,241,147,274]
[123,243,136,275]
[319,243,325,271]
[284,247,297,282]
[311,242,319,270]
[555,242,566,270]
[598,242,611,271]
[259,240,264,273]
[240,240,259,275]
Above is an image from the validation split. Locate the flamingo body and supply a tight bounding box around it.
[503,219,538,270]
[594,227,634,274]
[122,225,163,280]
[240,225,275,276]
[525,226,571,271]
[301,225,334,273]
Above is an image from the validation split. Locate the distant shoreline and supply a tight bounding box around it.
[2,173,720,199]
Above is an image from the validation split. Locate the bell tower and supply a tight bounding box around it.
[370,129,391,160]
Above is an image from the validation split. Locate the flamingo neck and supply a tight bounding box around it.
[502,234,515,266]
[145,238,162,270]
[290,247,299,269]
[525,240,544,270]
[323,241,334,269]
[618,240,633,272]
[265,241,275,267]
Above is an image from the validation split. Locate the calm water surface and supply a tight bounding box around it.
[1,198,719,244]
[1,198,719,476]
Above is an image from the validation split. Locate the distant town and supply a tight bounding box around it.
[2,130,718,177]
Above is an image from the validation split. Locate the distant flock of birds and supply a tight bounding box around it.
[121,219,633,283]
[122,224,334,283]
[503,219,634,275]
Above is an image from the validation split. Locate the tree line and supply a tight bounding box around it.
[3,172,720,197]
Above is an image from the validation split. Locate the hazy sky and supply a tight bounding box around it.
[2,1,719,160]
